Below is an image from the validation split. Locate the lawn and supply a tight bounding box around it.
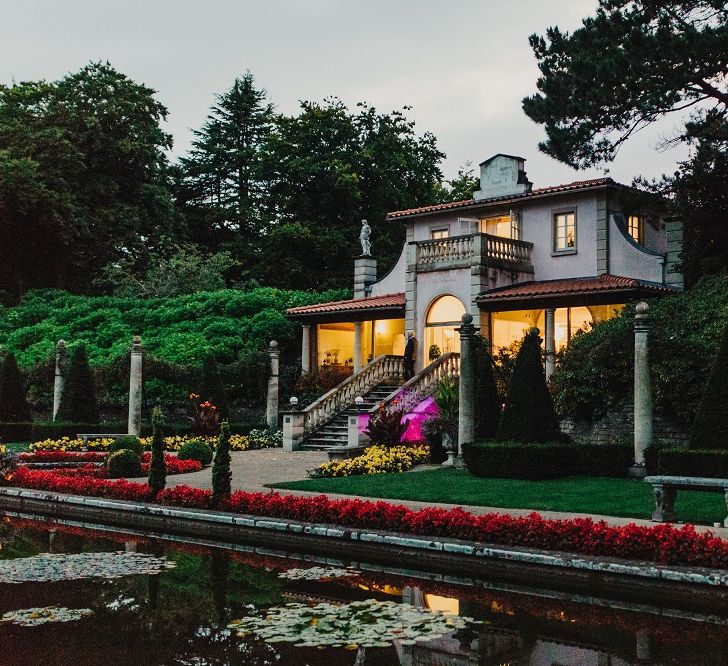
[272,469,727,526]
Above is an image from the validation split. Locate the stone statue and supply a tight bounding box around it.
[359,219,372,256]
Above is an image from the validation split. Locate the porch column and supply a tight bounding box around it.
[353,322,363,373]
[631,302,653,477]
[544,308,556,380]
[301,324,311,373]
[456,313,478,468]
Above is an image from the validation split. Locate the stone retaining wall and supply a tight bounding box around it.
[0,487,726,611]
[561,410,688,448]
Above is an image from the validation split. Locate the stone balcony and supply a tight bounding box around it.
[412,233,533,273]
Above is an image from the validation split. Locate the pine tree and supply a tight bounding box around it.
[688,322,728,450]
[147,406,167,495]
[56,344,99,423]
[496,328,560,443]
[199,354,229,417]
[211,420,232,507]
[474,336,501,440]
[0,352,32,423]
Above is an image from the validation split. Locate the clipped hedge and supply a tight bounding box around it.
[657,448,728,478]
[464,441,632,480]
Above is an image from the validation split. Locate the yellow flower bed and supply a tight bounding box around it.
[308,445,430,479]
[28,431,282,453]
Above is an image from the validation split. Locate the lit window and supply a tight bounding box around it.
[553,212,576,252]
[628,215,643,244]
[430,228,449,239]
[480,215,511,238]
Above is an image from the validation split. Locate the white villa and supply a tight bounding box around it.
[284,154,682,450]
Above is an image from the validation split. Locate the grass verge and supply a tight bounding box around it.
[271,469,727,526]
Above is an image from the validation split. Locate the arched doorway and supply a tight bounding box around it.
[425,295,466,359]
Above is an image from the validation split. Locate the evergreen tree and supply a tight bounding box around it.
[178,72,274,270]
[56,344,99,423]
[199,354,229,418]
[211,420,232,507]
[474,336,501,440]
[0,352,32,422]
[688,322,728,450]
[147,406,167,495]
[496,328,560,443]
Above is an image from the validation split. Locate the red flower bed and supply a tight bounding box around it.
[7,471,728,569]
[19,452,107,463]
[11,467,151,501]
[20,454,202,479]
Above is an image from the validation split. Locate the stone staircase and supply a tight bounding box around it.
[300,381,402,451]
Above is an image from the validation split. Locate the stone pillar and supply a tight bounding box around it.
[266,340,281,430]
[631,302,652,476]
[354,256,377,298]
[353,321,363,373]
[665,217,684,288]
[301,324,311,373]
[282,411,305,452]
[128,336,143,436]
[544,308,556,380]
[456,313,478,467]
[52,339,66,421]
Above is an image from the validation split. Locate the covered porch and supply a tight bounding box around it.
[477,274,677,377]
[287,293,406,373]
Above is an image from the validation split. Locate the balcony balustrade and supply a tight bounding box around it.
[414,233,533,272]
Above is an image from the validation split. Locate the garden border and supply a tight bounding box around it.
[1,487,727,611]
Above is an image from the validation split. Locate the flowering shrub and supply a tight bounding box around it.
[8,471,728,569]
[19,453,201,479]
[187,393,220,435]
[28,432,282,453]
[308,445,430,478]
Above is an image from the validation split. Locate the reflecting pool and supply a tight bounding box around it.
[0,512,727,665]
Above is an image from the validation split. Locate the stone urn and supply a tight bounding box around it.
[440,432,457,467]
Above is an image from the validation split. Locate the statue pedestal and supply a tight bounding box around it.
[354,256,377,298]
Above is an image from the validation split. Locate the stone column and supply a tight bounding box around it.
[52,339,66,421]
[456,313,478,467]
[128,336,143,436]
[631,302,653,476]
[544,308,556,380]
[266,340,281,430]
[301,324,311,373]
[353,321,363,373]
[354,256,377,298]
[282,411,305,452]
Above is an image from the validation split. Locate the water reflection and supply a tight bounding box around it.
[0,513,726,665]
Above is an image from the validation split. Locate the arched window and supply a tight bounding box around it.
[425,295,466,358]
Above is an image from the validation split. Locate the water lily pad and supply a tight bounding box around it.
[228,599,476,649]
[0,551,175,584]
[278,566,359,581]
[1,606,93,626]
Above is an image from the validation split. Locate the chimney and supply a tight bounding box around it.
[474,154,532,201]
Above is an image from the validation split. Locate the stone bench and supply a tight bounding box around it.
[644,475,728,526]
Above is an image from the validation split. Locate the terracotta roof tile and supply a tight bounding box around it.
[386,178,616,219]
[476,274,675,304]
[287,293,406,317]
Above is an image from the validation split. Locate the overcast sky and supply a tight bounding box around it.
[3,0,690,186]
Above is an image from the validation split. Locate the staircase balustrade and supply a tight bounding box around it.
[302,355,404,434]
[371,352,460,416]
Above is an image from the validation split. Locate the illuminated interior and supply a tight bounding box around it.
[316,323,354,368]
[491,304,624,352]
[554,211,576,251]
[628,215,643,243]
[361,319,406,362]
[479,212,520,239]
[425,295,466,357]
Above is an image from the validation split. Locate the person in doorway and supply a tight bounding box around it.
[403,331,417,380]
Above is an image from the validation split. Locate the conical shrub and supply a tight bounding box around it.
[56,344,99,423]
[688,322,728,450]
[211,420,232,507]
[474,336,501,439]
[0,352,32,423]
[496,328,560,443]
[147,406,167,495]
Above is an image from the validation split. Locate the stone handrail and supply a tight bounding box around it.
[303,355,404,433]
[415,233,532,269]
[484,234,532,265]
[416,236,474,266]
[370,352,460,416]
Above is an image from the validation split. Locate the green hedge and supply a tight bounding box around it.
[657,448,728,478]
[0,419,262,443]
[464,441,632,480]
